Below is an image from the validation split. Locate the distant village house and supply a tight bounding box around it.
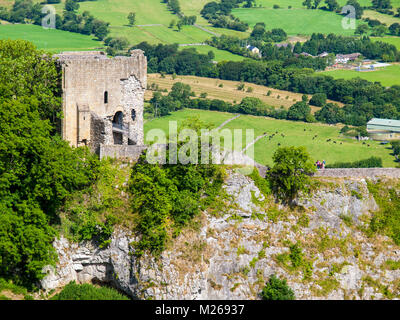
[246,45,262,58]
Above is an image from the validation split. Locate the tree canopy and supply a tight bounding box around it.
[0,40,100,288]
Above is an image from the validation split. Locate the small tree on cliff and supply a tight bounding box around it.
[261,275,295,300]
[267,146,315,203]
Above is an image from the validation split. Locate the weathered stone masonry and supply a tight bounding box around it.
[56,50,147,158]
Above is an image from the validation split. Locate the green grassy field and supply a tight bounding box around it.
[178,45,245,61]
[320,64,400,87]
[0,24,102,52]
[372,37,400,50]
[144,109,397,167]
[232,8,359,36]
[38,0,213,45]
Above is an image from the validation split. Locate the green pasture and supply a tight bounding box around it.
[0,24,102,52]
[320,64,400,87]
[144,109,397,167]
[372,37,400,50]
[73,0,213,45]
[231,8,358,35]
[39,0,213,45]
[179,45,245,61]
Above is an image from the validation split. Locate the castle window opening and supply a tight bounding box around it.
[131,109,136,121]
[104,91,108,104]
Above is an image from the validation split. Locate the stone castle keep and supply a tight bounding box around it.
[56,50,147,158]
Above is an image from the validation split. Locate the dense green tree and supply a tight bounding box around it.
[0,40,100,288]
[372,0,392,9]
[371,24,388,36]
[267,146,316,202]
[315,103,344,123]
[65,0,79,12]
[127,12,135,26]
[287,101,311,121]
[303,0,313,9]
[389,23,400,36]
[309,92,327,107]
[0,40,61,126]
[355,24,369,35]
[92,20,110,40]
[168,0,180,14]
[325,0,339,11]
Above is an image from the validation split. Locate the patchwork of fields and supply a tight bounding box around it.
[145,73,344,112]
[144,109,397,167]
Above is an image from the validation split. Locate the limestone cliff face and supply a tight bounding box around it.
[41,171,400,300]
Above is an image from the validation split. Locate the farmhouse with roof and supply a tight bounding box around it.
[367,118,400,141]
[246,45,261,58]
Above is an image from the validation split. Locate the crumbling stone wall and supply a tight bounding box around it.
[99,145,147,161]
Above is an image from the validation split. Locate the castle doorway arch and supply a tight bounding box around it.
[112,111,124,145]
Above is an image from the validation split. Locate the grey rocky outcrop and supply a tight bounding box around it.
[41,172,400,300]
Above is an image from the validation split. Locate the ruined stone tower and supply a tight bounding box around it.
[56,50,147,158]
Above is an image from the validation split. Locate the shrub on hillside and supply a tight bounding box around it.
[261,275,295,300]
[51,281,129,300]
